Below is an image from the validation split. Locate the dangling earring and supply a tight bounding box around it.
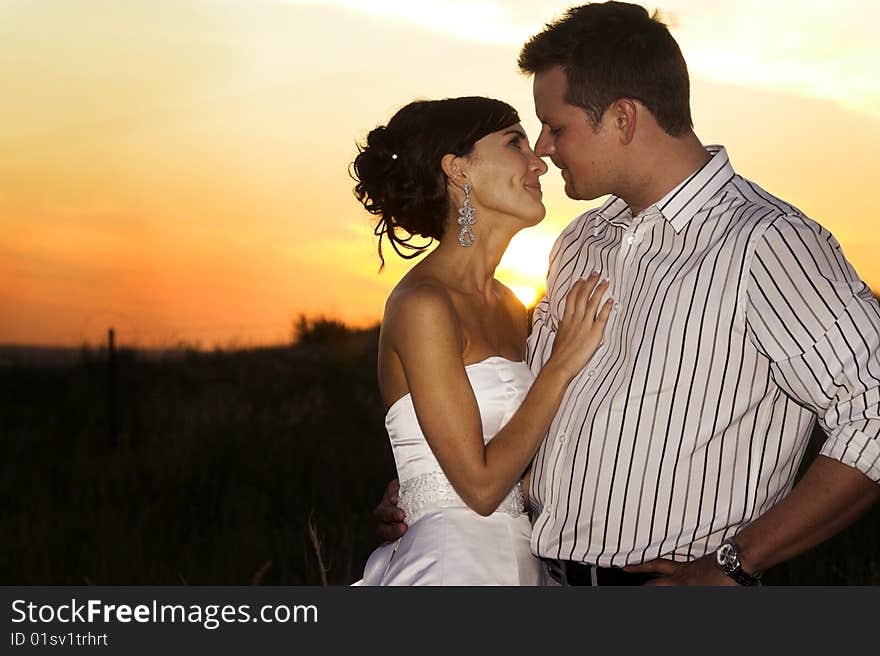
[457,183,475,247]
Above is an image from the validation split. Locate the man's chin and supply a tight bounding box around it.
[563,181,591,201]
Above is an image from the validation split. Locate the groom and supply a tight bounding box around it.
[377,1,880,585]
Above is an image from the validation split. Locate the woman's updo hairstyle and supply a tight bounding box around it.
[352,97,520,267]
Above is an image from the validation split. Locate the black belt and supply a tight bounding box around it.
[545,559,658,586]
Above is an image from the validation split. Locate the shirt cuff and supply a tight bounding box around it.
[820,425,880,483]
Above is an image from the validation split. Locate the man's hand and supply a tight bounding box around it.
[374,479,408,543]
[623,555,739,586]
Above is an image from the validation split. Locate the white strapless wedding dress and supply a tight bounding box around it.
[357,356,542,586]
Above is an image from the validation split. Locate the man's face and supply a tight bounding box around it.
[532,66,619,201]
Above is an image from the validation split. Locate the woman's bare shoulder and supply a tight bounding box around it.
[383,275,461,345]
[385,274,453,320]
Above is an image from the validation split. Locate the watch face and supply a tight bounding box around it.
[716,543,736,567]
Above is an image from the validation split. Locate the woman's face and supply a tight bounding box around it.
[463,123,548,228]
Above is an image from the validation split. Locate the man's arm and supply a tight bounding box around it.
[626,456,879,585]
[734,455,879,575]
[628,215,880,585]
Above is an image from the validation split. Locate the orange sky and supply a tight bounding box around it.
[2,1,878,347]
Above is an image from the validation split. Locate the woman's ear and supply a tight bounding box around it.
[441,153,468,190]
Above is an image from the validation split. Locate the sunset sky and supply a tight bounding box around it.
[2,0,879,347]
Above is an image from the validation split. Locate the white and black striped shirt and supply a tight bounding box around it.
[526,146,880,566]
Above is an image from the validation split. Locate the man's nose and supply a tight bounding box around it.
[534,129,553,157]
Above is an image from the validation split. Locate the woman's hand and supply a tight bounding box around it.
[546,272,612,381]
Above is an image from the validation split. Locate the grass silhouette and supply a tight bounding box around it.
[1,314,877,585]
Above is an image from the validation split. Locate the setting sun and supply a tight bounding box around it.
[495,227,556,307]
[508,285,540,307]
[1,1,878,348]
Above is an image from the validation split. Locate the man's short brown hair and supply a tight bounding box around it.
[519,2,693,136]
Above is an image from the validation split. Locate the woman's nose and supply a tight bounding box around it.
[530,150,549,175]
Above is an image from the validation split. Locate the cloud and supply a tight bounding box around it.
[667,0,879,118]
[281,0,879,118]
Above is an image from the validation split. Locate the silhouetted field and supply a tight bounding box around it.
[1,316,878,585]
[1,319,393,585]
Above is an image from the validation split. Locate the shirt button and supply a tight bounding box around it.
[557,432,566,444]
[586,370,595,378]
[625,235,635,244]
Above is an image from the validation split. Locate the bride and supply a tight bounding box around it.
[352,97,611,585]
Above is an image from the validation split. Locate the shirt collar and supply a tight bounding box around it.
[597,145,735,233]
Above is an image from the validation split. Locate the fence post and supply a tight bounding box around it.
[108,327,119,448]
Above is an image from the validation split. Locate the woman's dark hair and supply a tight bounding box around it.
[351,97,519,268]
[518,2,692,136]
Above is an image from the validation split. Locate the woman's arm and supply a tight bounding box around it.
[388,274,610,516]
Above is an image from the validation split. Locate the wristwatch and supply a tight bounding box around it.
[714,538,761,586]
